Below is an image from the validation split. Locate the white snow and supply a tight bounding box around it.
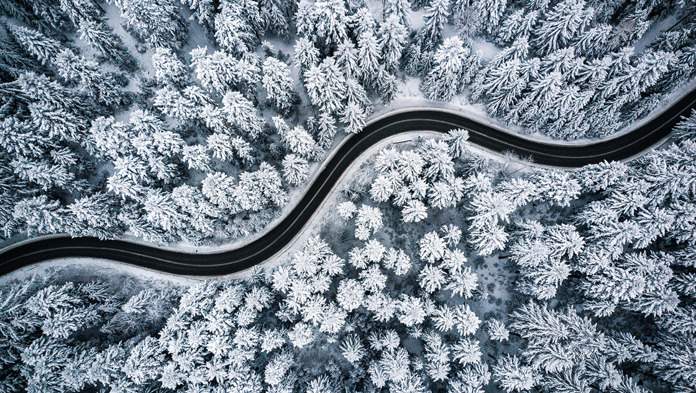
[634,15,677,53]
[0,256,200,287]
[470,37,501,61]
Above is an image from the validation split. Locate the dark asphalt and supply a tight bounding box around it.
[2,89,696,277]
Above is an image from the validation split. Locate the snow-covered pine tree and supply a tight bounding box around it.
[340,101,366,134]
[222,91,264,139]
[383,0,411,28]
[475,0,507,34]
[5,23,60,65]
[336,40,360,77]
[77,18,135,69]
[532,0,594,55]
[152,47,188,86]
[419,0,449,50]
[282,154,309,186]
[311,0,348,52]
[113,0,186,49]
[294,36,320,72]
[262,56,295,113]
[422,37,478,101]
[357,31,382,89]
[379,14,408,73]
[214,0,259,55]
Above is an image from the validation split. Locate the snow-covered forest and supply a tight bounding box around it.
[3,0,696,392]
[4,111,696,392]
[1,0,696,246]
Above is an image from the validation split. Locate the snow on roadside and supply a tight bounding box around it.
[0,257,200,287]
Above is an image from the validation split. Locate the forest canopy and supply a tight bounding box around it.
[1,0,695,246]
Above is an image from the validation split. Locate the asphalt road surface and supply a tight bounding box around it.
[2,88,696,277]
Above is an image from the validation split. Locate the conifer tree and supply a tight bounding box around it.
[262,56,295,113]
[5,23,60,65]
[379,15,408,73]
[420,0,449,50]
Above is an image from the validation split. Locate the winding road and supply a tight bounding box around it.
[2,88,696,277]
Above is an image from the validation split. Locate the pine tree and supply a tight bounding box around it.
[673,109,696,141]
[123,336,165,385]
[143,189,185,232]
[423,333,451,381]
[383,0,411,28]
[181,144,212,172]
[419,264,447,293]
[396,295,426,327]
[316,110,338,148]
[475,0,507,34]
[337,201,357,219]
[419,231,446,262]
[311,0,348,51]
[222,91,264,139]
[294,37,320,72]
[350,7,377,39]
[282,125,317,159]
[12,195,68,236]
[573,24,612,58]
[492,355,539,393]
[114,0,186,49]
[498,9,539,44]
[29,100,88,143]
[445,267,478,298]
[445,128,469,158]
[337,279,365,311]
[262,56,295,113]
[449,0,478,35]
[282,154,309,186]
[420,0,449,50]
[152,47,188,86]
[215,0,258,55]
[532,0,594,55]
[77,18,135,69]
[344,77,371,109]
[190,47,235,94]
[402,199,428,223]
[304,58,346,115]
[336,40,360,77]
[68,192,121,239]
[422,37,478,101]
[54,49,125,106]
[379,15,408,73]
[340,101,366,134]
[469,222,509,255]
[5,23,60,65]
[11,157,74,191]
[355,204,383,240]
[340,334,366,365]
[357,31,382,88]
[452,338,482,365]
[259,0,290,36]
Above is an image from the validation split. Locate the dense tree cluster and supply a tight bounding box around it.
[0,226,489,393]
[407,0,696,139]
[2,0,695,245]
[345,110,696,392]
[0,0,324,244]
[4,112,696,393]
[2,1,696,392]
